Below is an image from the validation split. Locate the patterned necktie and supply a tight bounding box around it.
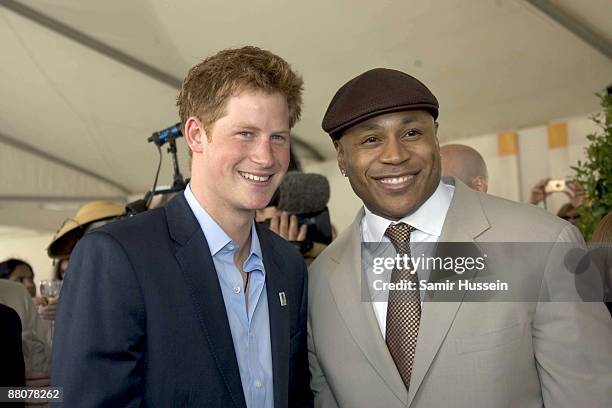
[384,222,420,391]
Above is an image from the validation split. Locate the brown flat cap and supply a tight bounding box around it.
[322,68,438,140]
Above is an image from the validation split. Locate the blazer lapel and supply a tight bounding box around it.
[165,195,247,408]
[258,226,290,408]
[328,210,408,405]
[407,178,491,407]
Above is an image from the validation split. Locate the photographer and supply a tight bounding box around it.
[529,177,584,224]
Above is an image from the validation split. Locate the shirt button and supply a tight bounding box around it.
[233,286,241,294]
[228,244,235,251]
[255,380,262,388]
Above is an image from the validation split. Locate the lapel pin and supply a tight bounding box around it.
[279,292,287,306]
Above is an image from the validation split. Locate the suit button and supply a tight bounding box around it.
[233,286,241,294]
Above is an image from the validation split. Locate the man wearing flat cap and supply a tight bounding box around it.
[308,68,612,407]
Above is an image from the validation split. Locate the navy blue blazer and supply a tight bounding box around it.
[51,194,312,407]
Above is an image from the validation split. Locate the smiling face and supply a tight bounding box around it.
[186,90,291,219]
[335,110,441,220]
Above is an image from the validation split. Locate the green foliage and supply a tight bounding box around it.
[571,90,612,241]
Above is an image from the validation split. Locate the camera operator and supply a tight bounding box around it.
[529,177,584,224]
[257,171,334,265]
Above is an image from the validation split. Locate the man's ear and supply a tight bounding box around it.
[184,116,207,154]
[334,140,346,176]
[433,122,440,148]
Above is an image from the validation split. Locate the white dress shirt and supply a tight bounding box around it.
[360,180,454,338]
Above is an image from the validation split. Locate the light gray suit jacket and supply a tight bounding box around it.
[308,178,612,407]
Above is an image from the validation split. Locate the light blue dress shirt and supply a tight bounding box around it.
[185,185,273,408]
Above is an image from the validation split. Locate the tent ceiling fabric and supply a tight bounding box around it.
[0,0,611,230]
[551,0,612,45]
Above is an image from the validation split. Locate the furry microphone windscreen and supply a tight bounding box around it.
[277,172,330,214]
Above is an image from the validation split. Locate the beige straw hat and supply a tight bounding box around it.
[47,201,125,257]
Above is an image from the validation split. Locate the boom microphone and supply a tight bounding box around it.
[277,172,330,214]
[148,123,182,147]
[276,172,332,245]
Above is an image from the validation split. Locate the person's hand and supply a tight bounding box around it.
[36,297,57,321]
[268,212,307,242]
[529,178,551,205]
[33,297,45,307]
[565,181,585,207]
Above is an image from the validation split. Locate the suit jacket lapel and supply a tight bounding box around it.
[328,209,408,404]
[258,226,290,408]
[165,195,247,408]
[407,179,491,406]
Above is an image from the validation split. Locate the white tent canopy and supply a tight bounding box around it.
[1,0,611,232]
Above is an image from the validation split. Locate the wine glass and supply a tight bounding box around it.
[39,279,62,342]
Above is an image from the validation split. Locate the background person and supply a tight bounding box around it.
[0,279,51,387]
[591,211,612,315]
[37,200,124,323]
[529,178,584,224]
[0,258,36,298]
[0,303,26,389]
[592,212,612,243]
[257,171,334,265]
[46,200,125,264]
[440,143,488,192]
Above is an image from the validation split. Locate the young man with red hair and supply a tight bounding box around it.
[53,47,312,407]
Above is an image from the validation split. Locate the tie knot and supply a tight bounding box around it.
[385,222,416,253]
